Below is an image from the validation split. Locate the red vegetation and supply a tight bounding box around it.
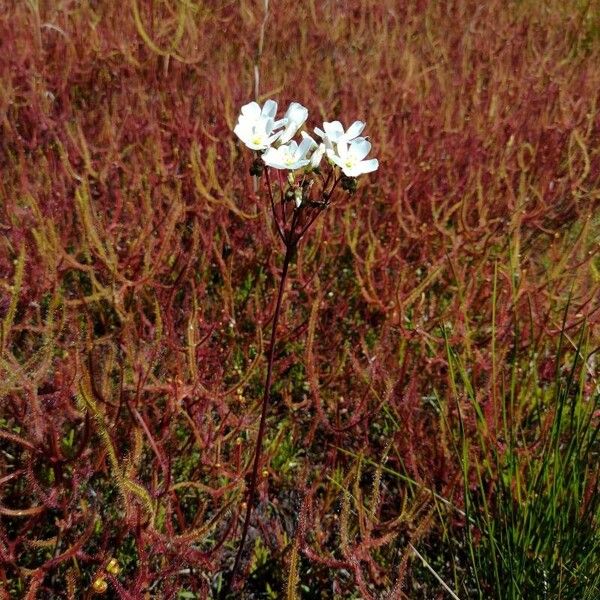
[0,0,599,597]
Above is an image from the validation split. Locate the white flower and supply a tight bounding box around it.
[234,99,282,150]
[327,137,379,177]
[262,138,313,170]
[315,120,365,147]
[278,102,309,144]
[234,117,282,150]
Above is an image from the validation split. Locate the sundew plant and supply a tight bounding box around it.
[226,99,378,593]
[0,0,599,599]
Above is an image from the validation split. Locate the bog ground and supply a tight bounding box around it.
[0,1,599,598]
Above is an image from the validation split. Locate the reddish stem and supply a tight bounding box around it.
[224,240,295,594]
[222,168,336,597]
[264,168,285,244]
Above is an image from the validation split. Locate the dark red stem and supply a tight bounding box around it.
[224,240,294,594]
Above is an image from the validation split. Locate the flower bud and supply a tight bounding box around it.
[249,157,264,177]
[340,175,357,194]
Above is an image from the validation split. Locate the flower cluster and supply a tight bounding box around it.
[234,99,379,178]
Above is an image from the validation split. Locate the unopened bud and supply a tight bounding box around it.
[249,158,264,177]
[340,175,357,194]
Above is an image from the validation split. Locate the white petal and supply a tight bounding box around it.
[346,159,378,176]
[327,151,345,170]
[273,103,307,144]
[314,126,326,139]
[279,122,303,144]
[233,123,254,148]
[262,116,275,135]
[297,136,314,159]
[290,159,310,170]
[236,115,255,128]
[267,131,283,144]
[359,158,378,173]
[336,140,348,160]
[310,144,325,168]
[262,148,286,169]
[343,120,365,141]
[326,148,338,160]
[240,102,261,120]
[234,121,249,139]
[323,121,344,141]
[262,147,278,160]
[301,131,318,146]
[285,102,308,124]
[349,138,371,161]
[261,99,278,119]
[278,126,294,144]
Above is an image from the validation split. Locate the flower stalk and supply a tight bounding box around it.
[226,235,294,594]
